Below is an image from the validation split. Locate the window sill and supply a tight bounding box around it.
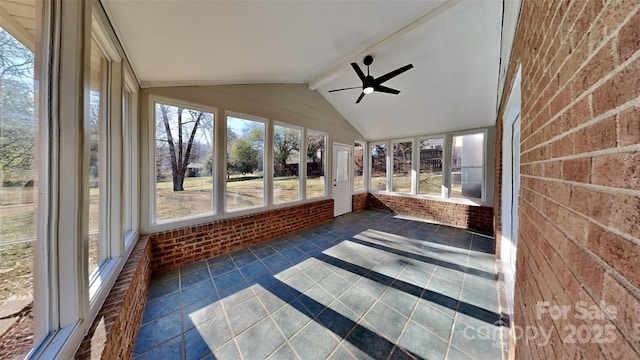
[369,191,489,207]
[145,197,331,234]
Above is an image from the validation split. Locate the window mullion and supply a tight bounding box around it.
[412,138,419,195]
[58,0,88,329]
[443,134,452,198]
[264,121,273,206]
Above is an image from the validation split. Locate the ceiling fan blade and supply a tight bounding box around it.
[374,85,400,94]
[328,86,361,92]
[375,64,414,85]
[355,92,366,104]
[351,63,367,82]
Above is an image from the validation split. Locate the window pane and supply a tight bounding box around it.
[370,143,387,191]
[0,26,37,349]
[88,40,104,274]
[451,133,484,199]
[226,116,264,210]
[155,103,214,221]
[306,130,326,199]
[419,138,443,196]
[273,124,301,204]
[122,89,132,235]
[353,141,364,191]
[336,149,349,182]
[392,141,412,193]
[452,133,484,167]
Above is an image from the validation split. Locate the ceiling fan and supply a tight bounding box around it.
[329,55,414,104]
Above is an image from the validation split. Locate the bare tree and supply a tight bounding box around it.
[0,29,35,183]
[157,105,212,191]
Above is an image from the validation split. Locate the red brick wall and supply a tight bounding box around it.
[77,236,152,359]
[149,199,334,273]
[367,193,494,236]
[77,200,332,358]
[352,193,368,212]
[498,0,640,358]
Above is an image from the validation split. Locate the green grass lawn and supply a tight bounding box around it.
[370,173,444,195]
[156,175,328,219]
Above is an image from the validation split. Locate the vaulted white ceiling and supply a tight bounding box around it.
[102,0,508,141]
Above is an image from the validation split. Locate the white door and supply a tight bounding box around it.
[501,67,521,318]
[332,143,352,217]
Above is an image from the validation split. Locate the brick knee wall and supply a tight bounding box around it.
[77,200,333,358]
[78,194,496,358]
[352,193,368,212]
[149,199,334,273]
[498,0,640,358]
[76,235,151,359]
[366,193,494,236]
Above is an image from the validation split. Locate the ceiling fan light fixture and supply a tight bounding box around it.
[328,56,413,104]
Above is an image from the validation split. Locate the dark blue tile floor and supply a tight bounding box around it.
[134,210,506,360]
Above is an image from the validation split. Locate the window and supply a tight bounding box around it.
[87,38,107,275]
[419,137,444,196]
[370,130,489,202]
[154,102,214,221]
[451,132,484,200]
[0,25,38,350]
[226,115,265,211]
[273,123,301,204]
[354,141,365,192]
[306,130,326,199]
[392,140,412,193]
[2,2,148,357]
[122,75,138,246]
[370,143,387,191]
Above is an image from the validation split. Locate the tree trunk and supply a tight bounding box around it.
[173,171,184,191]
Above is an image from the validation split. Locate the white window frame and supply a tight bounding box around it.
[87,9,125,303]
[353,140,367,193]
[369,141,389,192]
[417,135,446,198]
[391,138,414,194]
[31,1,142,357]
[224,111,269,213]
[144,103,335,232]
[122,71,139,250]
[449,129,488,203]
[304,129,329,200]
[367,126,491,205]
[272,121,303,205]
[149,97,218,225]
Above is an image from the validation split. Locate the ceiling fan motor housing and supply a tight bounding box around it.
[363,55,374,66]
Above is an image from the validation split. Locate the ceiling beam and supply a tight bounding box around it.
[307,0,461,91]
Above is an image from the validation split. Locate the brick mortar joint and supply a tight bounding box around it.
[521,195,640,296]
[522,205,640,356]
[79,237,151,359]
[520,177,640,245]
[147,200,333,240]
[520,174,640,198]
[523,40,640,148]
[522,101,640,156]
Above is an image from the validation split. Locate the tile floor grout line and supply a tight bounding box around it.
[135,210,501,360]
[443,248,469,360]
[179,267,186,360]
[383,257,419,360]
[211,260,245,360]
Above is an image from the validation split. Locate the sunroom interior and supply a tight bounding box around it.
[2,0,639,359]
